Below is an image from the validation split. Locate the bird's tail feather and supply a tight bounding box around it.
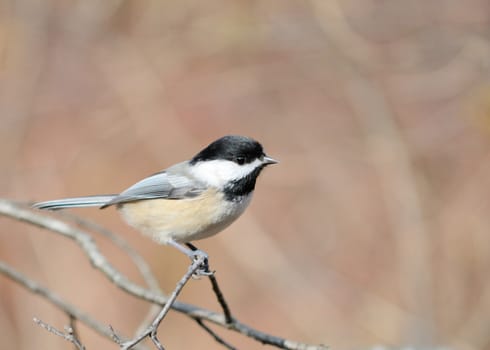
[32,195,117,210]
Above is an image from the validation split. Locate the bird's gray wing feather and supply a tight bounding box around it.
[101,161,205,208]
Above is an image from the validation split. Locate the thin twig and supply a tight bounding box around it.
[208,274,233,324]
[186,242,234,324]
[34,317,86,350]
[119,254,207,350]
[0,199,328,350]
[69,315,82,350]
[195,318,237,350]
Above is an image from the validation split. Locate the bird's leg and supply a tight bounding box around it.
[167,240,233,323]
[166,239,212,276]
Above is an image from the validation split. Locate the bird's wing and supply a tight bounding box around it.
[101,161,205,208]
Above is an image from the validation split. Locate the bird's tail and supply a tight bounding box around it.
[32,195,117,210]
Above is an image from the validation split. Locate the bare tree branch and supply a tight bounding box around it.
[0,199,328,350]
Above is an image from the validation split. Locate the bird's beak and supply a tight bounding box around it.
[263,155,279,165]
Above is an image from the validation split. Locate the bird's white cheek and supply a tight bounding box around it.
[190,159,261,187]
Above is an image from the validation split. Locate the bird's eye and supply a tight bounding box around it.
[236,156,246,165]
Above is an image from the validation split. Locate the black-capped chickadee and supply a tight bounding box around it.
[33,135,278,262]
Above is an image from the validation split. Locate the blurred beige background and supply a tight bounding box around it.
[1,0,490,349]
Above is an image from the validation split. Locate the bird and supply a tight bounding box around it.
[33,135,278,268]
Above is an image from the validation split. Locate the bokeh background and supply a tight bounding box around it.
[1,1,490,349]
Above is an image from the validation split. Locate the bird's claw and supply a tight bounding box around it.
[190,250,214,277]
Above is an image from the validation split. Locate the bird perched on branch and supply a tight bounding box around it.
[33,135,278,270]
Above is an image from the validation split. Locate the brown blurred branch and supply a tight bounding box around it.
[310,4,435,341]
[0,199,327,350]
[58,211,162,294]
[57,211,167,340]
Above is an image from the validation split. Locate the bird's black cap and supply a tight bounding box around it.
[190,135,264,165]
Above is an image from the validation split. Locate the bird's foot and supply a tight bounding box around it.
[166,239,215,277]
[189,249,214,277]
